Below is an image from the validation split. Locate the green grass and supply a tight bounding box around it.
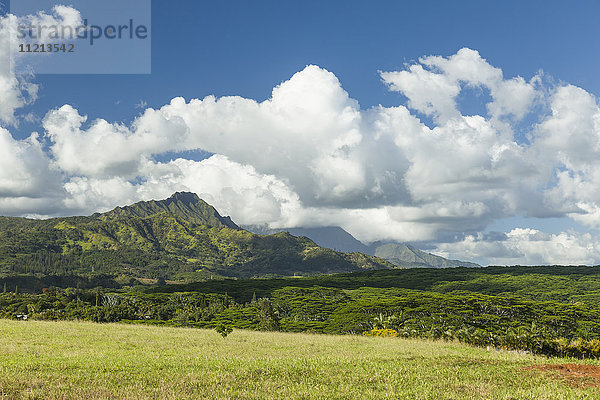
[1,320,600,399]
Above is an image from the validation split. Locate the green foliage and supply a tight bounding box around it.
[0,193,392,283]
[100,192,240,229]
[363,328,399,337]
[152,265,600,307]
[255,298,280,331]
[214,322,233,338]
[5,279,600,358]
[556,338,600,358]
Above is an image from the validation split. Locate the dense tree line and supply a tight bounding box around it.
[3,283,600,358]
[151,265,600,306]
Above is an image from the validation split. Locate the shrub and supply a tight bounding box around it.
[362,328,399,337]
[215,323,233,338]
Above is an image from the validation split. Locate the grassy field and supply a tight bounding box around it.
[1,321,600,399]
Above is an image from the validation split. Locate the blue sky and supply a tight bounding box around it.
[12,0,600,138]
[3,0,600,265]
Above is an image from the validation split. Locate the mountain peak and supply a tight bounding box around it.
[168,191,200,204]
[100,192,240,229]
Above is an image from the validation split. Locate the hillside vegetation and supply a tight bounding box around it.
[0,192,392,280]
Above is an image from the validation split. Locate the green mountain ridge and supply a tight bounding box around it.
[0,193,393,281]
[97,192,240,229]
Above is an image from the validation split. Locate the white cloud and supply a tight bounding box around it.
[5,46,600,264]
[381,48,538,123]
[32,51,570,245]
[0,13,36,126]
[0,7,81,216]
[158,66,369,204]
[0,128,57,196]
[435,228,600,266]
[533,85,600,171]
[532,84,600,223]
[488,76,538,120]
[159,156,302,225]
[43,104,188,177]
[0,6,82,126]
[381,63,461,122]
[0,127,63,215]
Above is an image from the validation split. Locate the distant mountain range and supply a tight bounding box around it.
[371,243,480,268]
[244,225,480,268]
[0,193,393,281]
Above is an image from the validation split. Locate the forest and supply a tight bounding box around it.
[3,265,600,358]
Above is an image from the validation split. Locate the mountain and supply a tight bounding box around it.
[372,243,480,268]
[98,192,240,229]
[244,225,480,268]
[245,225,369,253]
[0,193,393,281]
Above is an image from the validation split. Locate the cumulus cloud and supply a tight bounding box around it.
[0,6,82,125]
[0,13,37,126]
[532,84,600,225]
[0,6,80,214]
[0,127,63,216]
[381,48,538,123]
[158,66,370,205]
[0,128,59,197]
[6,44,600,264]
[435,228,600,266]
[35,51,594,241]
[43,105,188,177]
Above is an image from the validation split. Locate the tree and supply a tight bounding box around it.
[215,323,233,338]
[257,298,280,331]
